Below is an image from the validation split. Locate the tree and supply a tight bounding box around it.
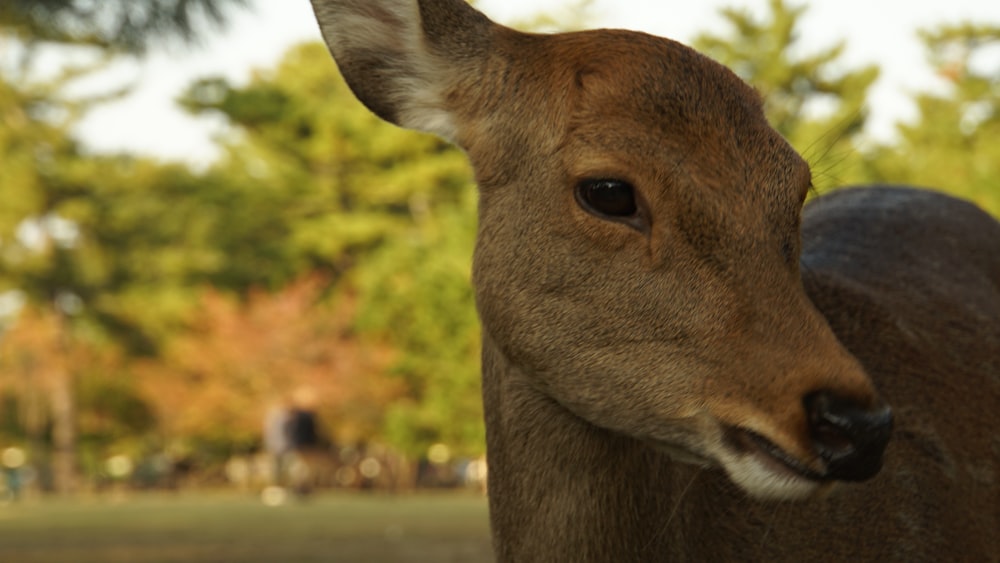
[0,0,246,52]
[353,194,482,457]
[694,0,879,190]
[864,24,1000,217]
[178,43,472,270]
[181,42,483,457]
[137,277,400,459]
[0,306,74,489]
[0,60,110,493]
[0,0,246,494]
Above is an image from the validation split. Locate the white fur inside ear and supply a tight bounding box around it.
[312,0,459,141]
[396,85,458,140]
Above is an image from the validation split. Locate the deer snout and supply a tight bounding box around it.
[803,391,893,482]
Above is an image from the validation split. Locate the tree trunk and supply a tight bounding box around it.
[49,367,77,494]
[49,306,78,495]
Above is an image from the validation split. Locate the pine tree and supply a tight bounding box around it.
[180,42,484,457]
[0,0,245,52]
[0,0,245,493]
[865,24,1000,216]
[694,0,879,190]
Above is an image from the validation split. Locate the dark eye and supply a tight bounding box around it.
[576,179,638,218]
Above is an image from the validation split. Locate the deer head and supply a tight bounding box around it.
[310,0,892,501]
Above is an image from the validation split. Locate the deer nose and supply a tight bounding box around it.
[803,391,893,482]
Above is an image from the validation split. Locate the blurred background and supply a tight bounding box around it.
[0,0,998,561]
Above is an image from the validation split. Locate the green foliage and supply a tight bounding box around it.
[0,0,247,492]
[77,372,157,449]
[515,0,596,33]
[0,392,24,441]
[180,43,472,275]
[0,66,81,254]
[863,24,1000,216]
[355,193,482,457]
[181,42,482,456]
[694,0,879,189]
[0,0,246,52]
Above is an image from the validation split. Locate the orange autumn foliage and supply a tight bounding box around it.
[137,276,401,449]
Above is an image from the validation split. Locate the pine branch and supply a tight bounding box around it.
[0,0,248,54]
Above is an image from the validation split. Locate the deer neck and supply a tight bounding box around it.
[480,331,751,562]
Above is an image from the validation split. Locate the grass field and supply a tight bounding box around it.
[0,491,493,562]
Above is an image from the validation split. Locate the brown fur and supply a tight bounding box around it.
[309,1,1000,560]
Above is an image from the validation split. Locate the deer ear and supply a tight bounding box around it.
[309,0,495,142]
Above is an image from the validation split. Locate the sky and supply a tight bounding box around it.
[71,0,1000,166]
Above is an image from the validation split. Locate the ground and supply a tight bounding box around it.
[0,491,493,562]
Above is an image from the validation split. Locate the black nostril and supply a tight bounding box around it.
[803,391,893,482]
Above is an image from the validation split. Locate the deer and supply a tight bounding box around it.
[308,0,1000,560]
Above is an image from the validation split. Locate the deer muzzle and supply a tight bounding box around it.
[803,391,894,482]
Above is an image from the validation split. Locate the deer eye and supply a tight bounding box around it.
[576,179,638,218]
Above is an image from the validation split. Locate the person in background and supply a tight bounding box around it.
[262,401,293,491]
[286,387,322,497]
